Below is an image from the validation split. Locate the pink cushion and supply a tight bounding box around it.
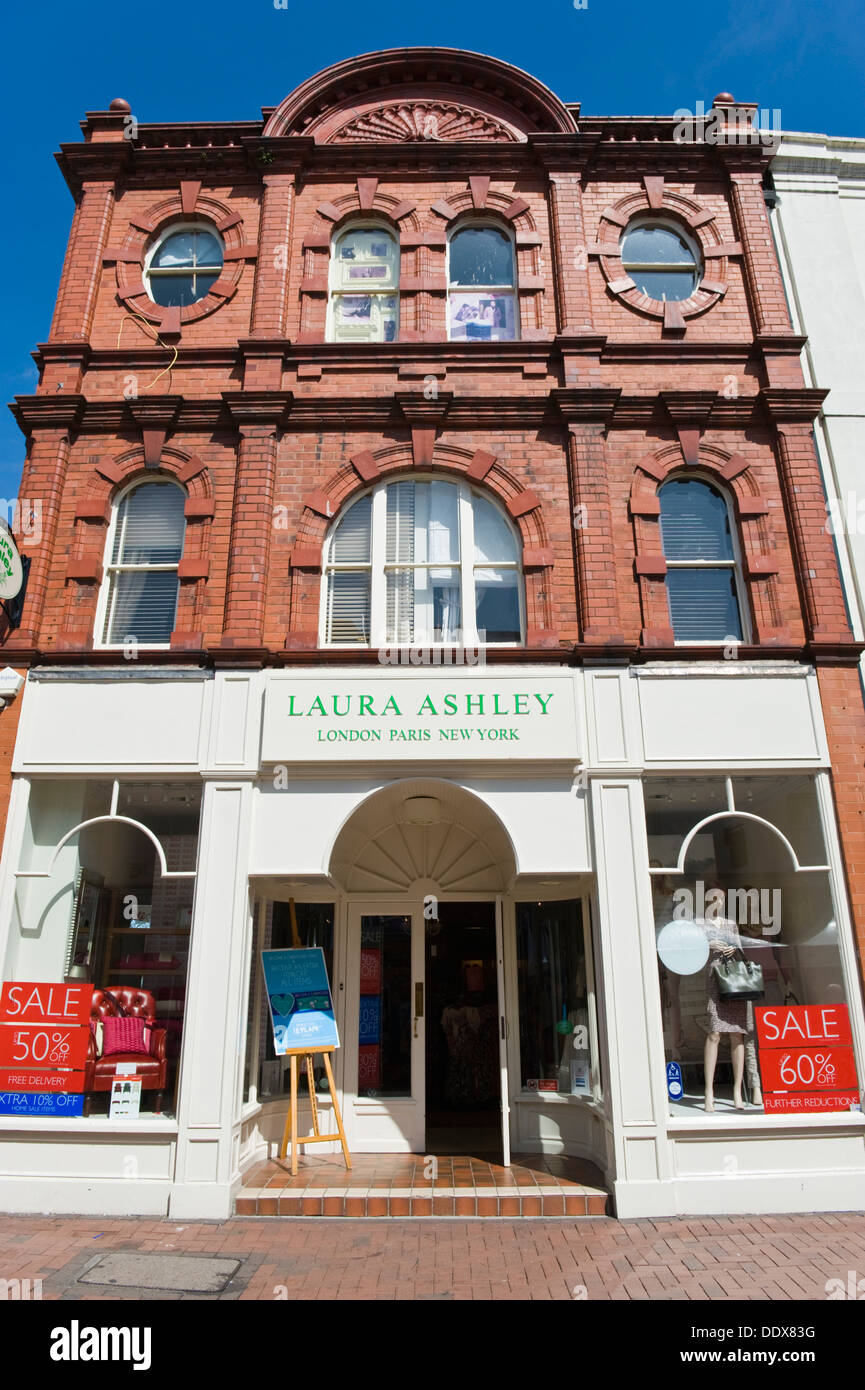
[101,1015,152,1057]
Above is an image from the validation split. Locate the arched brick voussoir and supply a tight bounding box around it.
[294,444,550,554]
[89,449,213,505]
[634,446,758,501]
[314,193,421,236]
[435,188,538,234]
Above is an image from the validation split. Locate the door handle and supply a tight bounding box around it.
[413,982,424,1037]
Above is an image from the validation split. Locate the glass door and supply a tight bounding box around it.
[345,904,425,1151]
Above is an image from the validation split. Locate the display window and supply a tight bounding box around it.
[645,774,861,1117]
[244,901,335,1103]
[2,779,200,1120]
[515,899,600,1099]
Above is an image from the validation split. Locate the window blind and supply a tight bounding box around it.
[103,482,186,645]
[659,479,734,561]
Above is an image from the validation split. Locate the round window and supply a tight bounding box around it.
[621,221,700,302]
[144,224,224,308]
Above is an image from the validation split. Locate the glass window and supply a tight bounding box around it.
[3,779,199,1121]
[648,778,857,1119]
[97,480,186,648]
[621,220,700,301]
[144,224,223,307]
[323,479,523,647]
[329,226,399,343]
[448,225,517,341]
[246,903,336,1101]
[659,478,745,642]
[516,900,596,1097]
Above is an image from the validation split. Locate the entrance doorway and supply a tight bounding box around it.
[344,898,509,1155]
[425,901,500,1155]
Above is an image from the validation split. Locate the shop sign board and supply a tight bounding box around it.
[755,1004,861,1114]
[261,674,580,763]
[0,980,92,1104]
[0,1092,85,1117]
[261,949,339,1054]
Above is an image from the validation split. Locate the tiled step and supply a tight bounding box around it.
[235,1153,609,1217]
[236,1186,607,1217]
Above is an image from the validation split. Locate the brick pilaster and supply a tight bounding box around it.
[817,665,865,979]
[7,428,73,648]
[728,171,791,336]
[565,417,624,642]
[772,418,851,642]
[49,182,115,343]
[250,174,296,340]
[547,173,593,332]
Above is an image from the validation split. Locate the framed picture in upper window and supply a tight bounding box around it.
[449,292,516,342]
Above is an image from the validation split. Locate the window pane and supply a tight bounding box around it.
[386,481,416,564]
[105,570,180,645]
[475,567,520,643]
[113,483,186,565]
[358,915,412,1097]
[516,900,592,1093]
[473,494,518,563]
[148,274,200,308]
[449,292,515,341]
[249,903,336,1101]
[450,227,514,286]
[191,231,222,266]
[333,293,397,342]
[660,479,734,561]
[332,494,371,563]
[151,232,195,268]
[730,776,827,866]
[622,224,695,266]
[336,230,398,290]
[387,567,461,644]
[666,569,742,642]
[327,571,370,644]
[644,776,729,867]
[629,269,697,301]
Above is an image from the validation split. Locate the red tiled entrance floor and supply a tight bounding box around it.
[236,1153,609,1217]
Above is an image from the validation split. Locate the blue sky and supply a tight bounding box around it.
[1,0,862,499]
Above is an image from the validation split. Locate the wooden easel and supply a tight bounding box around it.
[279,1046,352,1175]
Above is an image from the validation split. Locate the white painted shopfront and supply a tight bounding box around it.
[0,661,863,1220]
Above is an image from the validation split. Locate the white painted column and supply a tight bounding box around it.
[589,776,674,1216]
[170,778,255,1219]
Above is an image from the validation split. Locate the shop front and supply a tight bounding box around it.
[0,661,863,1219]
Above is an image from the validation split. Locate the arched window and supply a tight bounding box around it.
[322,478,524,647]
[96,479,187,648]
[659,477,746,642]
[621,219,700,302]
[328,225,399,343]
[144,222,224,307]
[448,224,517,341]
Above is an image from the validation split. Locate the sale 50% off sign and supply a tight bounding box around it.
[0,981,92,1116]
[755,1004,861,1114]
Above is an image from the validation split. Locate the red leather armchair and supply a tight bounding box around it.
[85,987,168,1113]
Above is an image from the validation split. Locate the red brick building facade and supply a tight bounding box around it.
[2,50,864,1217]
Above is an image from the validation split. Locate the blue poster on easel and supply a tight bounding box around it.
[261,947,339,1055]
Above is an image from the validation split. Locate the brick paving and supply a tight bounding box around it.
[1,1210,864,1300]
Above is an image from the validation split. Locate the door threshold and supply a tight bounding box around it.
[236,1152,609,1217]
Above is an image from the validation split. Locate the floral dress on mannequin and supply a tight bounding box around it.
[704,916,749,1035]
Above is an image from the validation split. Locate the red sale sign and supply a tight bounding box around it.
[0,1067,84,1093]
[0,1024,90,1070]
[755,1004,861,1114]
[0,981,92,1025]
[759,1046,858,1093]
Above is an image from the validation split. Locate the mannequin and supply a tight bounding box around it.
[739,906,792,1107]
[702,889,748,1112]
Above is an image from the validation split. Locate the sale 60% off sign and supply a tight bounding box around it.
[0,981,92,1113]
[755,1004,861,1114]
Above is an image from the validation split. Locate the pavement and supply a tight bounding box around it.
[2,1210,865,1300]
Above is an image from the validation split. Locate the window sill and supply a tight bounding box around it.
[667,1109,865,1134]
[514,1090,601,1107]
[0,1114,179,1136]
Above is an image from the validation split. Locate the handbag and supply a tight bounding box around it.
[712,948,765,1001]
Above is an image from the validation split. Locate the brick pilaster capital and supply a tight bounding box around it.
[760,388,829,425]
[10,394,86,437]
[551,388,620,425]
[222,390,293,430]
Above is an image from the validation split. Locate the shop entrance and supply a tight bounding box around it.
[425,901,500,1155]
[344,897,509,1156]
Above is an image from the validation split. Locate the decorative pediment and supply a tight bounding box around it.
[330,101,518,144]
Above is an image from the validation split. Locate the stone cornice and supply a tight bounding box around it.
[760,387,830,422]
[221,391,294,427]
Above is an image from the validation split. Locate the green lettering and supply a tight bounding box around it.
[466,694,484,715]
[514,694,529,714]
[307,696,327,717]
[417,695,438,716]
[534,693,553,714]
[287,695,301,717]
[359,695,375,716]
[444,694,458,715]
[382,695,402,716]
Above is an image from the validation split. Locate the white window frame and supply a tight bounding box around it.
[659,472,751,646]
[446,220,520,341]
[143,220,224,307]
[320,476,526,649]
[620,216,702,301]
[326,221,400,344]
[94,477,186,651]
